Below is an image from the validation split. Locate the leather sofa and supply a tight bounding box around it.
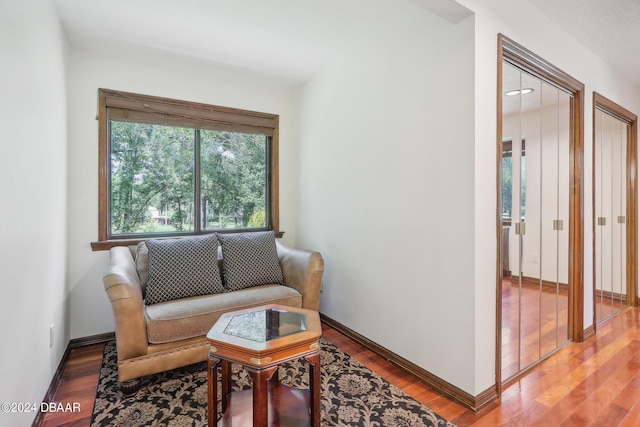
[103,235,324,394]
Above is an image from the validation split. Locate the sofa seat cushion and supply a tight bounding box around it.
[145,284,302,344]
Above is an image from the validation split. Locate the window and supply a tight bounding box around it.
[92,89,280,250]
[501,139,525,225]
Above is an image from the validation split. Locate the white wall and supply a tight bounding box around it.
[0,1,68,425]
[456,0,640,393]
[66,46,299,338]
[295,4,477,392]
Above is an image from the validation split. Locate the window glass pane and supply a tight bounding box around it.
[502,156,512,221]
[109,121,195,236]
[200,130,267,230]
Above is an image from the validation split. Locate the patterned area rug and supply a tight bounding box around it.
[91,339,456,426]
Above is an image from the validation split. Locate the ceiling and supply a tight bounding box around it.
[52,0,640,88]
[51,0,470,86]
[52,0,466,86]
[526,0,640,88]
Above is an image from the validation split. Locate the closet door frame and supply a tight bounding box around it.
[496,34,585,393]
[592,92,638,328]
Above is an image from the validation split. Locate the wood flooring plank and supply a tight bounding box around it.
[610,369,640,411]
[510,336,636,425]
[590,402,629,427]
[535,332,636,408]
[619,399,640,427]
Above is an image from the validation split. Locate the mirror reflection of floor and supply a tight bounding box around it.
[501,277,629,382]
[501,277,569,381]
[595,292,628,324]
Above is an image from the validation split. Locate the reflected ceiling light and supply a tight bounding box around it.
[505,88,534,96]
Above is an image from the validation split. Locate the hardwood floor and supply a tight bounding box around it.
[38,344,105,427]
[38,312,640,426]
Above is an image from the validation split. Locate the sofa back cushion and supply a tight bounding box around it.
[135,242,150,294]
[145,234,225,305]
[219,231,284,291]
[135,242,223,296]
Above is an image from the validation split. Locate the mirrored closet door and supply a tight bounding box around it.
[593,94,638,325]
[501,62,571,381]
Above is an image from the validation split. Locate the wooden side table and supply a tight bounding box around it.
[207,304,322,427]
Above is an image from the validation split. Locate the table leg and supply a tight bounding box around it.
[207,356,220,427]
[305,351,321,427]
[247,366,278,427]
[221,360,231,413]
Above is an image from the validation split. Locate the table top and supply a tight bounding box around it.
[207,304,322,360]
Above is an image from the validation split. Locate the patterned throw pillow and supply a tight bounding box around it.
[145,234,225,305]
[219,231,284,291]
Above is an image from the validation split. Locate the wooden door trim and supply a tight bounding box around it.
[592,92,638,325]
[496,34,585,393]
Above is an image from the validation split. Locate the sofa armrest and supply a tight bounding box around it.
[276,241,324,311]
[103,246,148,362]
